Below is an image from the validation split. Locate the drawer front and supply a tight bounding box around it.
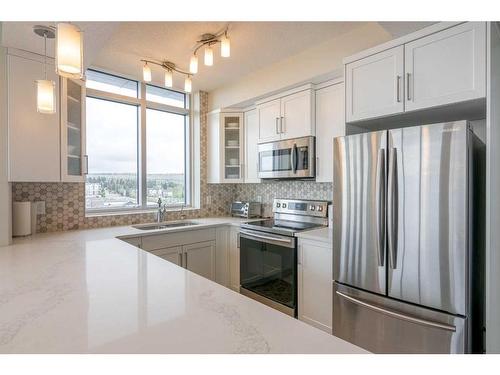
[141,228,216,251]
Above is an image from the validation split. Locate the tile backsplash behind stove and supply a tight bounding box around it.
[234,181,333,217]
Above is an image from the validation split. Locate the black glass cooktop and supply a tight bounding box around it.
[241,219,324,236]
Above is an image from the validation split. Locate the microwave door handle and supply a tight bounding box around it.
[291,144,297,173]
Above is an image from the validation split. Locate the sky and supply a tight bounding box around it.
[86,97,186,175]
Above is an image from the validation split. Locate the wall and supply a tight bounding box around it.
[208,22,392,110]
[0,23,12,245]
[11,91,235,233]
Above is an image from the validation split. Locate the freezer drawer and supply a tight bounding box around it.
[333,283,467,354]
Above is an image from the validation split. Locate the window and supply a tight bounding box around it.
[146,109,187,206]
[85,71,190,213]
[86,69,138,98]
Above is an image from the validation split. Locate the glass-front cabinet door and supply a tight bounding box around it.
[61,78,87,182]
[222,113,244,182]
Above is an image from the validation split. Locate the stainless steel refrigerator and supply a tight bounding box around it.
[332,121,485,354]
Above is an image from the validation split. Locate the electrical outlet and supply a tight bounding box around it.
[256,196,262,203]
[35,201,46,215]
[206,195,212,205]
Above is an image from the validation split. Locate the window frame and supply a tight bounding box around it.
[85,70,192,215]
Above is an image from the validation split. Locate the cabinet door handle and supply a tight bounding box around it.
[406,73,411,101]
[275,118,279,134]
[184,252,188,268]
[280,116,285,134]
[316,157,319,177]
[396,75,401,102]
[178,253,183,266]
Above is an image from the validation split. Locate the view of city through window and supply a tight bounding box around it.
[85,72,188,211]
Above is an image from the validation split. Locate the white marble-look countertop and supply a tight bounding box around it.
[295,227,333,244]
[0,217,366,354]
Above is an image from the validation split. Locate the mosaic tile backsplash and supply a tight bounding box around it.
[12,90,333,233]
[234,181,333,217]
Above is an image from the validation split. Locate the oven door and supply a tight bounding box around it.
[258,136,315,179]
[239,229,297,316]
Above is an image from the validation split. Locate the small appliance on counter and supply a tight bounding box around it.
[239,198,331,317]
[230,201,262,218]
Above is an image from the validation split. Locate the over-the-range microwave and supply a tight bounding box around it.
[258,136,315,179]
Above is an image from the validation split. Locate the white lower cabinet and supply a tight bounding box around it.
[151,246,182,266]
[229,227,240,292]
[139,229,216,281]
[298,238,333,333]
[183,241,216,280]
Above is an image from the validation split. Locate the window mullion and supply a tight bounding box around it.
[139,82,147,210]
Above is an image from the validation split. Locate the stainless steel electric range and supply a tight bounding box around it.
[239,198,330,317]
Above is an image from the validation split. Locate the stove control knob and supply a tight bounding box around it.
[310,205,315,211]
[276,203,281,208]
[282,203,287,208]
[317,206,323,212]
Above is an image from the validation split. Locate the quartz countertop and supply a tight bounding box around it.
[0,217,366,354]
[295,227,333,244]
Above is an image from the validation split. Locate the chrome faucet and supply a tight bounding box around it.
[157,198,167,223]
[180,204,186,220]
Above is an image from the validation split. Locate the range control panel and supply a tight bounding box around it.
[273,198,330,218]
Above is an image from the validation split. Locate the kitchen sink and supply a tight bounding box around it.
[133,221,199,230]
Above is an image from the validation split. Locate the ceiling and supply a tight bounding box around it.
[2,21,436,93]
[1,22,119,70]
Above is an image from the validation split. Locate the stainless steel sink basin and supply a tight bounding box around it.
[133,221,198,230]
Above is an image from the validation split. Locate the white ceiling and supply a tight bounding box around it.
[92,22,367,91]
[1,21,119,70]
[2,21,436,93]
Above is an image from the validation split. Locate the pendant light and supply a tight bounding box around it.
[143,62,152,82]
[189,55,198,74]
[33,26,56,114]
[204,45,213,66]
[221,32,230,58]
[55,23,83,79]
[164,69,173,87]
[184,75,192,93]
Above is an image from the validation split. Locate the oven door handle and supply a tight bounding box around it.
[240,229,295,248]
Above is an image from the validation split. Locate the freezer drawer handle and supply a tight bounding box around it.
[336,291,456,332]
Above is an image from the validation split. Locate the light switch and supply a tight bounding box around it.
[35,201,46,215]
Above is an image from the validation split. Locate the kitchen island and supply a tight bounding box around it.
[0,217,367,354]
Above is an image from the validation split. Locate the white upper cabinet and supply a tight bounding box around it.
[61,78,87,182]
[207,111,244,183]
[244,109,260,183]
[345,46,404,122]
[404,22,486,111]
[257,98,281,143]
[315,82,345,183]
[257,88,314,142]
[7,53,61,182]
[280,90,315,140]
[345,22,487,123]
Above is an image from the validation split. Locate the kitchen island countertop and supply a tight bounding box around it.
[0,217,367,354]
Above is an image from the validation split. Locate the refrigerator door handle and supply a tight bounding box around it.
[387,147,398,269]
[335,291,456,332]
[375,148,386,267]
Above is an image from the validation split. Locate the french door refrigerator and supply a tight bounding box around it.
[332,121,485,354]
